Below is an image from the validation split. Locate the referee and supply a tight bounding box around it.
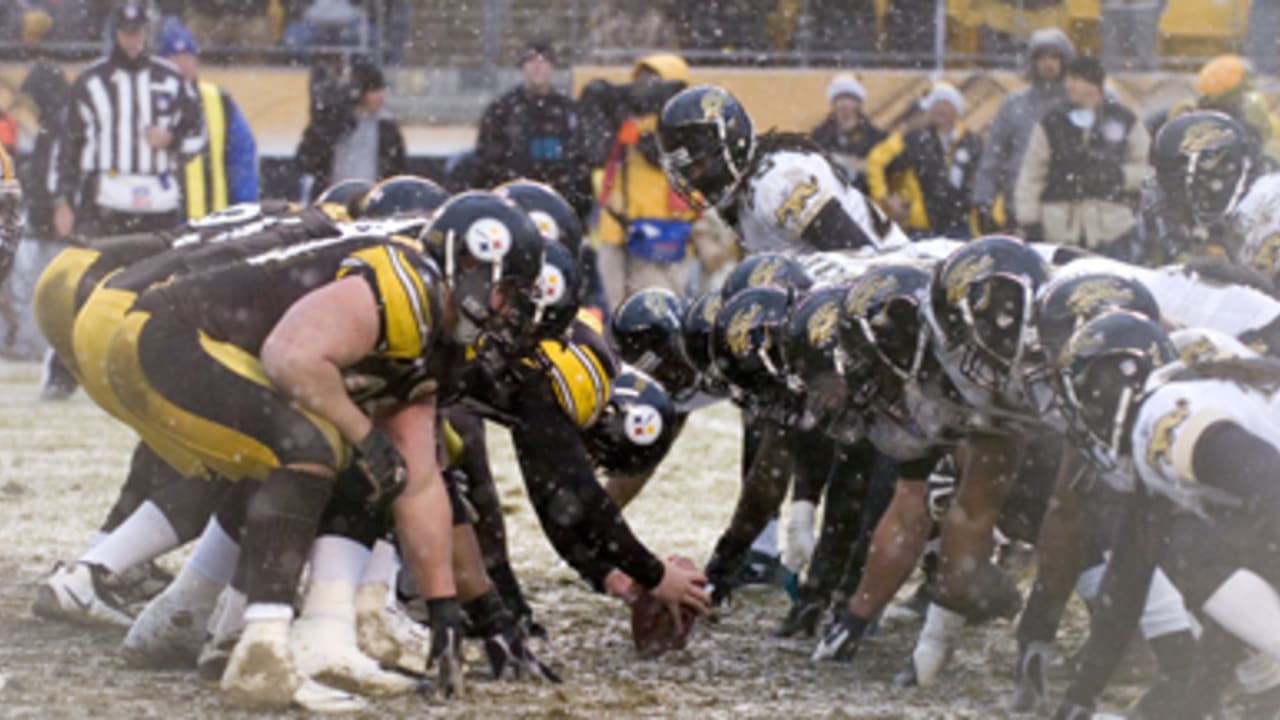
[52,2,206,239]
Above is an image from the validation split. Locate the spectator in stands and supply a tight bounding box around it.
[1,1,96,55]
[866,83,982,239]
[279,0,371,51]
[810,73,885,191]
[805,0,877,58]
[971,28,1073,233]
[295,59,405,202]
[593,54,697,310]
[973,0,1068,61]
[884,0,940,67]
[675,0,773,58]
[157,23,259,219]
[1016,56,1149,259]
[186,0,273,51]
[1100,0,1166,72]
[1246,0,1280,77]
[472,39,592,216]
[17,7,69,242]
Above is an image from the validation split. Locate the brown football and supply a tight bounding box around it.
[630,555,700,658]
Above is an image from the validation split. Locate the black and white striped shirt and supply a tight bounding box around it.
[56,47,206,206]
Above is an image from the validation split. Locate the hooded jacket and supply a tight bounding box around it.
[594,54,697,250]
[970,28,1074,223]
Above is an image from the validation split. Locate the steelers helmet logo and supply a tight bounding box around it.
[624,404,663,446]
[537,263,566,304]
[465,218,512,262]
[528,210,560,242]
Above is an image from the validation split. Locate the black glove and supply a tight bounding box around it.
[483,623,562,683]
[1053,700,1095,720]
[773,595,825,638]
[811,608,870,662]
[1009,641,1054,713]
[352,428,408,510]
[1021,222,1045,243]
[427,597,464,698]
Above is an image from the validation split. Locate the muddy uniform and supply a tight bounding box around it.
[1064,359,1280,715]
[107,230,447,482]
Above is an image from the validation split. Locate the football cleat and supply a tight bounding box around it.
[122,584,216,668]
[292,614,418,697]
[32,562,134,627]
[356,582,430,676]
[220,618,302,709]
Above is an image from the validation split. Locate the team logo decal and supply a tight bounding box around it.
[537,263,566,304]
[702,295,722,323]
[465,218,512,261]
[643,291,670,318]
[1178,336,1217,365]
[529,210,559,242]
[1145,398,1190,469]
[624,403,663,446]
[726,304,762,357]
[700,89,728,121]
[807,302,840,347]
[748,257,785,288]
[1066,278,1134,315]
[1180,121,1235,154]
[775,177,820,227]
[846,274,898,316]
[944,254,995,304]
[1252,233,1280,273]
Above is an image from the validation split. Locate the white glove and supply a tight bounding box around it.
[782,500,817,573]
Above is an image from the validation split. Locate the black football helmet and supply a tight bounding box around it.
[1057,311,1176,476]
[843,263,934,384]
[927,236,1050,394]
[420,191,546,350]
[712,285,792,396]
[1035,272,1161,362]
[682,289,730,397]
[612,288,699,399]
[314,178,374,219]
[657,85,756,210]
[1151,110,1254,227]
[720,253,814,302]
[360,175,450,220]
[531,237,581,342]
[494,179,585,256]
[783,285,858,432]
[585,369,678,478]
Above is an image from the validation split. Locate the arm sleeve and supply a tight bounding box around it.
[1063,495,1157,706]
[510,378,666,591]
[864,132,904,203]
[1121,120,1152,192]
[970,104,1011,208]
[1013,123,1050,227]
[222,96,259,203]
[705,421,793,581]
[1192,420,1280,523]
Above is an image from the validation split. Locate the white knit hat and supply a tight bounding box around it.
[826,73,867,105]
[921,82,965,114]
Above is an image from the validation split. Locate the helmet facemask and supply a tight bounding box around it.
[951,274,1042,396]
[660,122,750,211]
[1187,147,1252,227]
[1059,351,1150,479]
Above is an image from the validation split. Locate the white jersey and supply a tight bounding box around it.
[1131,372,1280,515]
[796,238,959,286]
[1052,255,1280,343]
[1229,172,1280,273]
[736,149,909,255]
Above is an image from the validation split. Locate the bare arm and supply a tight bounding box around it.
[850,479,931,620]
[260,275,380,444]
[386,397,457,600]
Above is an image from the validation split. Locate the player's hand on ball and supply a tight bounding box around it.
[650,555,710,628]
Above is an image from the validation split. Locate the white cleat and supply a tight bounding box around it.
[356,582,429,676]
[32,562,134,628]
[220,618,302,709]
[911,603,965,687]
[123,586,216,667]
[292,615,418,697]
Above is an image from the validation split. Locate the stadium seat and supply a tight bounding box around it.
[1157,0,1248,59]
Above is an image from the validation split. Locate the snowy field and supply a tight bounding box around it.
[0,358,1121,718]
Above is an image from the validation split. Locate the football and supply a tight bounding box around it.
[629,555,701,658]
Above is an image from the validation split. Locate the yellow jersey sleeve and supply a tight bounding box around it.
[337,244,434,359]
